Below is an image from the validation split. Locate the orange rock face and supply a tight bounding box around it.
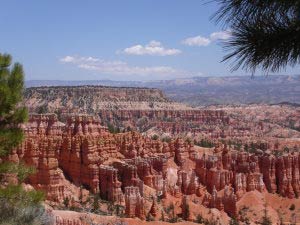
[125,186,145,219]
[6,113,300,222]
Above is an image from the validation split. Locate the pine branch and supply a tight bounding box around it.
[212,0,300,72]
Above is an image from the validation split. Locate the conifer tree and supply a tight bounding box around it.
[0,53,28,157]
[0,53,32,181]
[0,53,48,225]
[229,217,239,225]
[260,205,272,225]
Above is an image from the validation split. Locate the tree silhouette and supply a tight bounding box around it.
[213,0,300,73]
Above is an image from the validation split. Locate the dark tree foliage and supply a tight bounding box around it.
[260,205,272,225]
[195,139,215,148]
[195,214,204,223]
[213,0,300,72]
[229,217,239,225]
[0,53,48,225]
[0,54,28,157]
[182,200,190,220]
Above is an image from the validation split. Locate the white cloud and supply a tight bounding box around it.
[182,30,231,47]
[122,40,181,56]
[181,36,211,47]
[60,56,75,63]
[60,56,100,63]
[60,55,182,76]
[210,31,231,41]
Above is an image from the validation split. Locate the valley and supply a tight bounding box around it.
[9,85,299,224]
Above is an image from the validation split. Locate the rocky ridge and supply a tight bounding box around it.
[24,86,300,154]
[24,86,190,114]
[25,75,300,106]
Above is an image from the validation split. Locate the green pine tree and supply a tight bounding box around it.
[229,217,239,225]
[260,205,272,225]
[183,201,190,220]
[0,54,28,157]
[0,53,47,225]
[92,194,100,212]
[195,214,204,224]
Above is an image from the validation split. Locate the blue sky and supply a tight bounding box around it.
[1,0,299,81]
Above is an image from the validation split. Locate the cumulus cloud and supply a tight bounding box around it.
[60,55,75,63]
[181,36,211,46]
[60,55,182,76]
[210,31,231,41]
[182,30,231,47]
[121,40,181,56]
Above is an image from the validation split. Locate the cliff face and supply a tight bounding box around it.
[99,105,300,150]
[99,109,230,134]
[11,114,109,202]
[24,86,300,150]
[6,114,300,222]
[24,86,189,114]
[199,150,300,199]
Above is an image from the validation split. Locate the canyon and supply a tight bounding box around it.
[7,112,300,224]
[25,86,300,152]
[5,85,300,224]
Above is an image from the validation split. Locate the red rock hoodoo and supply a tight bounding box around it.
[6,113,300,221]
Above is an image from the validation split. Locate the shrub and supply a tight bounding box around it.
[289,204,296,211]
[63,197,70,208]
[0,196,52,225]
[195,214,204,223]
[151,134,159,140]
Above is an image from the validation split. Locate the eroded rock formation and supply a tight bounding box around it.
[125,186,145,219]
[99,109,230,135]
[6,113,300,222]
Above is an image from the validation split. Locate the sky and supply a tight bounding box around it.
[1,0,299,81]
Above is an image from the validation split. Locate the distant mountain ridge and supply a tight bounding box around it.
[25,75,300,106]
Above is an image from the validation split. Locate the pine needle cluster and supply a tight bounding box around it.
[213,0,300,72]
